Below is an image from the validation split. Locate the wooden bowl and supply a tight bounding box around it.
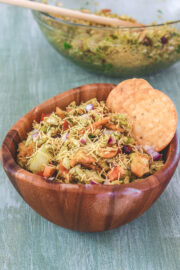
[1,83,180,232]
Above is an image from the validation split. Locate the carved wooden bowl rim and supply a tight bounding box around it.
[1,83,180,195]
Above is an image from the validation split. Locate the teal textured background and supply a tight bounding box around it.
[0,5,179,270]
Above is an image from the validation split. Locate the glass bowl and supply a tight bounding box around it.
[32,0,180,77]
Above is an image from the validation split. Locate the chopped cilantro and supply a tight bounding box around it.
[172,32,178,37]
[67,118,73,124]
[176,45,180,53]
[88,134,95,139]
[64,42,72,50]
[157,9,162,14]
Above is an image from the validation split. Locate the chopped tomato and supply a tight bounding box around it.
[40,112,50,122]
[36,171,44,176]
[101,9,111,13]
[43,166,56,178]
[63,119,70,131]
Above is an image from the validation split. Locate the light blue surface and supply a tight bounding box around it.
[0,5,179,270]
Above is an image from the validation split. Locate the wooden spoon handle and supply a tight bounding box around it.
[0,0,143,27]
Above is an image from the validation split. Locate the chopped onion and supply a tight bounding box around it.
[104,180,110,185]
[81,113,89,118]
[32,130,39,141]
[108,135,116,145]
[80,137,86,144]
[61,132,69,142]
[48,177,55,181]
[86,103,94,111]
[144,145,162,161]
[103,130,114,135]
[90,180,98,185]
[136,145,141,151]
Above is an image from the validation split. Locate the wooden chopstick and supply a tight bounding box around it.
[0,0,144,27]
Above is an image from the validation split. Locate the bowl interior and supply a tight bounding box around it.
[1,83,179,192]
[38,0,180,25]
[2,84,115,159]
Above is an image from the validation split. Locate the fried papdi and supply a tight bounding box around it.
[107,78,177,151]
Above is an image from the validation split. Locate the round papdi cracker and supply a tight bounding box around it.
[106,78,177,151]
[106,78,153,110]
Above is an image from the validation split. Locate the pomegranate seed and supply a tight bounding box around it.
[161,36,168,44]
[62,120,69,131]
[142,37,152,46]
[122,145,132,154]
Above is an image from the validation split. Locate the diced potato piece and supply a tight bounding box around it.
[70,151,96,167]
[43,166,56,178]
[46,115,58,125]
[107,166,124,181]
[27,144,52,173]
[62,157,70,170]
[59,162,71,182]
[130,153,149,177]
[99,148,118,158]
[56,107,65,119]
